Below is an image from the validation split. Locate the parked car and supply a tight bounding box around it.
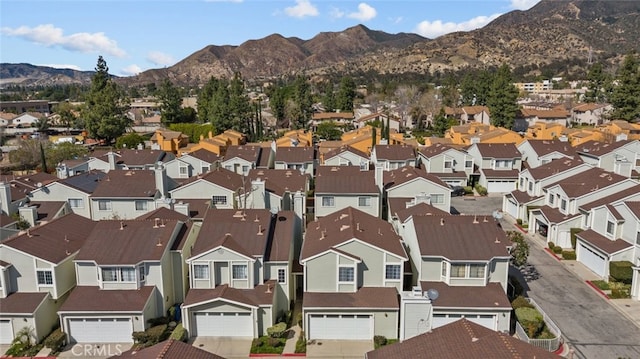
[538,223,548,237]
[451,186,466,197]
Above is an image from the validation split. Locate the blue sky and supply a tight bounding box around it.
[1,0,540,77]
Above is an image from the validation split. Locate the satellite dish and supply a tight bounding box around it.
[426,288,439,301]
[492,210,503,220]
[36,182,43,188]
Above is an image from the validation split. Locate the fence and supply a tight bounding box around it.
[514,298,562,352]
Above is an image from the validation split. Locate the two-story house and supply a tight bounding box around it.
[417,144,473,187]
[274,146,316,177]
[576,140,640,178]
[371,145,416,171]
[222,145,270,175]
[467,143,522,193]
[169,167,243,210]
[517,139,575,169]
[320,145,370,168]
[314,166,380,219]
[1,172,58,217]
[181,209,296,338]
[0,214,96,344]
[300,207,408,340]
[58,218,189,343]
[164,149,220,179]
[383,166,452,216]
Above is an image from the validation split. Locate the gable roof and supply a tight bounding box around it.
[183,281,276,308]
[576,140,635,157]
[304,287,399,309]
[470,143,521,158]
[577,229,633,255]
[274,146,315,163]
[525,158,585,180]
[301,207,406,261]
[322,145,369,163]
[374,144,415,161]
[174,167,242,192]
[59,286,155,312]
[389,200,449,223]
[58,170,108,193]
[0,292,48,314]
[1,214,95,264]
[543,167,628,198]
[186,149,220,164]
[521,139,575,157]
[315,166,378,194]
[411,215,509,260]
[223,145,262,163]
[113,148,172,166]
[116,339,224,359]
[91,170,158,198]
[417,143,458,158]
[383,166,449,190]
[623,201,640,219]
[420,281,511,309]
[247,169,308,197]
[1,172,58,200]
[579,184,640,212]
[136,207,192,251]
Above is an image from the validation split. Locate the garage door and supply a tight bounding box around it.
[68,318,133,343]
[308,314,372,340]
[487,180,515,193]
[578,243,606,277]
[505,198,518,219]
[432,314,496,330]
[0,320,13,344]
[194,312,253,337]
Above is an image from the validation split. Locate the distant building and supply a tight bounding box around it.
[0,100,52,115]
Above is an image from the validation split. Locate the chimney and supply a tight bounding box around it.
[107,151,116,171]
[174,202,190,217]
[374,164,384,191]
[293,191,305,234]
[18,206,38,227]
[250,178,266,209]
[56,163,69,179]
[154,162,169,198]
[0,181,12,216]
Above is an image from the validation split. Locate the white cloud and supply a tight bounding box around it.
[121,64,142,76]
[389,16,403,24]
[414,13,501,39]
[37,64,82,71]
[347,3,377,22]
[284,0,319,18]
[509,0,540,10]
[329,7,345,19]
[1,24,126,58]
[147,51,175,66]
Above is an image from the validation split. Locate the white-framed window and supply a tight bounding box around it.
[135,200,148,211]
[232,264,248,279]
[102,267,119,282]
[322,196,335,207]
[202,166,210,173]
[338,266,354,282]
[120,268,136,282]
[212,196,227,205]
[359,161,368,171]
[179,166,188,176]
[469,264,486,278]
[225,165,232,171]
[528,182,533,191]
[519,178,524,189]
[277,268,286,284]
[193,264,209,280]
[561,199,567,211]
[441,262,447,277]
[69,198,84,208]
[465,160,473,168]
[98,200,112,211]
[549,194,555,205]
[139,265,146,282]
[242,165,249,174]
[431,193,444,204]
[636,231,640,245]
[385,264,401,280]
[450,264,466,278]
[358,197,371,207]
[444,160,452,169]
[606,221,614,235]
[37,270,53,285]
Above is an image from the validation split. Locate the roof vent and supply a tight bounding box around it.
[254,214,260,222]
[64,235,69,243]
[154,218,160,228]
[257,224,264,235]
[473,215,479,224]
[340,224,350,231]
[339,213,349,220]
[120,221,125,230]
[440,218,445,226]
[494,237,501,244]
[320,230,326,240]
[159,219,165,227]
[483,216,488,223]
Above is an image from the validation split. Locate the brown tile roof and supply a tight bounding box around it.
[480,169,519,179]
[91,170,158,198]
[389,200,449,223]
[366,318,560,359]
[223,145,262,163]
[576,140,634,157]
[303,287,399,309]
[573,103,607,112]
[520,108,569,119]
[417,143,456,158]
[420,282,510,309]
[577,229,633,255]
[472,143,521,158]
[28,201,66,222]
[429,172,468,181]
[274,146,315,163]
[151,130,185,141]
[1,214,95,263]
[1,172,58,200]
[411,215,510,260]
[537,206,581,224]
[374,144,415,161]
[606,204,624,220]
[58,170,108,193]
[301,207,406,260]
[462,105,489,115]
[174,167,243,192]
[248,169,308,197]
[59,286,155,312]
[383,166,449,189]
[525,158,585,180]
[315,166,378,194]
[75,219,184,265]
[188,149,220,164]
[0,292,48,314]
[544,167,628,198]
[114,149,171,166]
[508,191,542,204]
[116,339,225,359]
[322,145,369,163]
[0,260,11,267]
[136,208,191,251]
[524,139,575,157]
[623,201,640,219]
[183,281,277,308]
[174,199,211,219]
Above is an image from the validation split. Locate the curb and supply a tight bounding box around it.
[544,248,563,261]
[585,280,610,300]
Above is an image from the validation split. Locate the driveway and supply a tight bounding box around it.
[57,343,133,358]
[450,195,503,216]
[189,337,252,359]
[306,339,373,359]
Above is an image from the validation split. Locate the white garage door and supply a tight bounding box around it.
[0,320,13,344]
[194,312,253,337]
[432,314,496,330]
[308,314,372,340]
[68,318,133,343]
[487,180,515,193]
[578,243,606,277]
[505,198,518,219]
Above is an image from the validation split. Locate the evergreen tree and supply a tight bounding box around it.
[432,108,450,137]
[292,75,312,129]
[487,64,519,129]
[157,79,184,126]
[610,53,640,121]
[474,69,492,106]
[322,82,336,112]
[197,77,220,123]
[82,56,131,143]
[228,72,252,133]
[459,73,477,106]
[440,75,459,108]
[269,86,287,127]
[583,62,608,103]
[336,76,356,112]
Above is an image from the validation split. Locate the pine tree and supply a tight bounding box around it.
[487,64,519,129]
[432,108,450,137]
[322,82,336,112]
[157,79,184,125]
[292,75,312,129]
[336,76,356,112]
[583,62,608,103]
[610,53,640,121]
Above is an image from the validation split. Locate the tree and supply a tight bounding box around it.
[9,139,50,170]
[228,72,252,133]
[459,73,477,106]
[316,121,342,141]
[431,108,451,137]
[291,75,313,129]
[487,64,519,129]
[322,82,336,112]
[83,56,131,143]
[47,142,88,165]
[55,102,78,134]
[583,62,608,103]
[269,86,287,128]
[33,117,51,137]
[610,53,640,121]
[157,79,184,125]
[507,231,529,268]
[440,75,459,108]
[115,133,146,149]
[180,107,197,123]
[336,76,356,112]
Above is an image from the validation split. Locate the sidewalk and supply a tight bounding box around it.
[282,299,303,355]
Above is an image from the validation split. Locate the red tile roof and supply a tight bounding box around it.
[303,287,399,309]
[116,339,224,359]
[576,229,633,255]
[59,286,155,312]
[0,292,48,314]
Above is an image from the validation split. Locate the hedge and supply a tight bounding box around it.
[562,250,576,260]
[169,323,187,342]
[552,246,563,254]
[266,322,287,338]
[610,261,633,284]
[515,307,544,338]
[511,296,533,310]
[570,228,582,249]
[43,328,66,351]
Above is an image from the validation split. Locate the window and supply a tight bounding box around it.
[232,264,248,279]
[135,200,148,211]
[385,264,401,280]
[98,200,112,211]
[441,262,447,277]
[549,194,555,205]
[431,194,444,204]
[225,165,232,171]
[241,165,249,174]
[37,270,53,285]
[519,178,524,189]
[606,221,614,235]
[465,160,473,168]
[179,166,188,176]
[212,196,227,205]
[277,268,286,284]
[202,166,210,173]
[120,268,135,282]
[561,199,567,211]
[102,267,118,282]
[528,182,533,191]
[358,197,371,207]
[444,161,452,169]
[636,231,640,245]
[322,196,335,207]
[139,266,146,282]
[450,264,466,278]
[69,198,84,208]
[193,264,209,280]
[338,267,354,282]
[469,264,486,278]
[359,161,368,171]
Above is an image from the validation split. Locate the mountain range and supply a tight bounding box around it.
[1,0,639,88]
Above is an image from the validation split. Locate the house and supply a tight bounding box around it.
[116,339,225,359]
[150,129,189,154]
[384,166,452,215]
[300,207,408,340]
[371,144,416,171]
[598,120,640,141]
[562,128,604,146]
[356,112,401,132]
[222,145,269,175]
[399,214,512,337]
[444,106,490,125]
[518,108,570,127]
[164,149,220,179]
[310,112,355,130]
[276,129,313,147]
[169,167,243,210]
[366,318,560,359]
[572,103,612,126]
[517,139,575,168]
[444,123,492,145]
[314,166,380,219]
[111,149,175,170]
[417,144,473,186]
[466,143,522,193]
[320,145,370,167]
[0,112,17,127]
[525,122,566,141]
[576,140,640,177]
[0,172,58,217]
[471,128,524,145]
[58,218,190,343]
[181,209,296,338]
[274,146,316,177]
[10,112,41,128]
[241,169,307,220]
[0,214,96,344]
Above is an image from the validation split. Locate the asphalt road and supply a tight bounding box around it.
[452,196,640,359]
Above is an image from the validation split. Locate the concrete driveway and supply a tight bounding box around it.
[450,195,504,216]
[306,339,373,359]
[57,343,133,358]
[189,337,252,359]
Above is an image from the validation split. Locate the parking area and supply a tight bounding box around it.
[57,343,133,358]
[306,339,373,359]
[450,195,504,216]
[188,337,252,359]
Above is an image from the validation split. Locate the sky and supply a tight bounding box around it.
[0,0,540,77]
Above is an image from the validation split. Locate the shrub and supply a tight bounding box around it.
[373,335,387,349]
[463,186,473,194]
[147,316,171,326]
[570,228,582,249]
[132,331,149,344]
[511,296,533,310]
[552,246,563,254]
[296,312,303,327]
[475,184,488,196]
[146,324,169,345]
[267,322,287,338]
[610,261,633,284]
[610,282,631,299]
[562,250,576,260]
[591,280,610,291]
[294,331,306,353]
[516,218,523,225]
[169,323,187,342]
[548,242,555,250]
[251,336,286,354]
[43,328,66,351]
[515,307,543,337]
